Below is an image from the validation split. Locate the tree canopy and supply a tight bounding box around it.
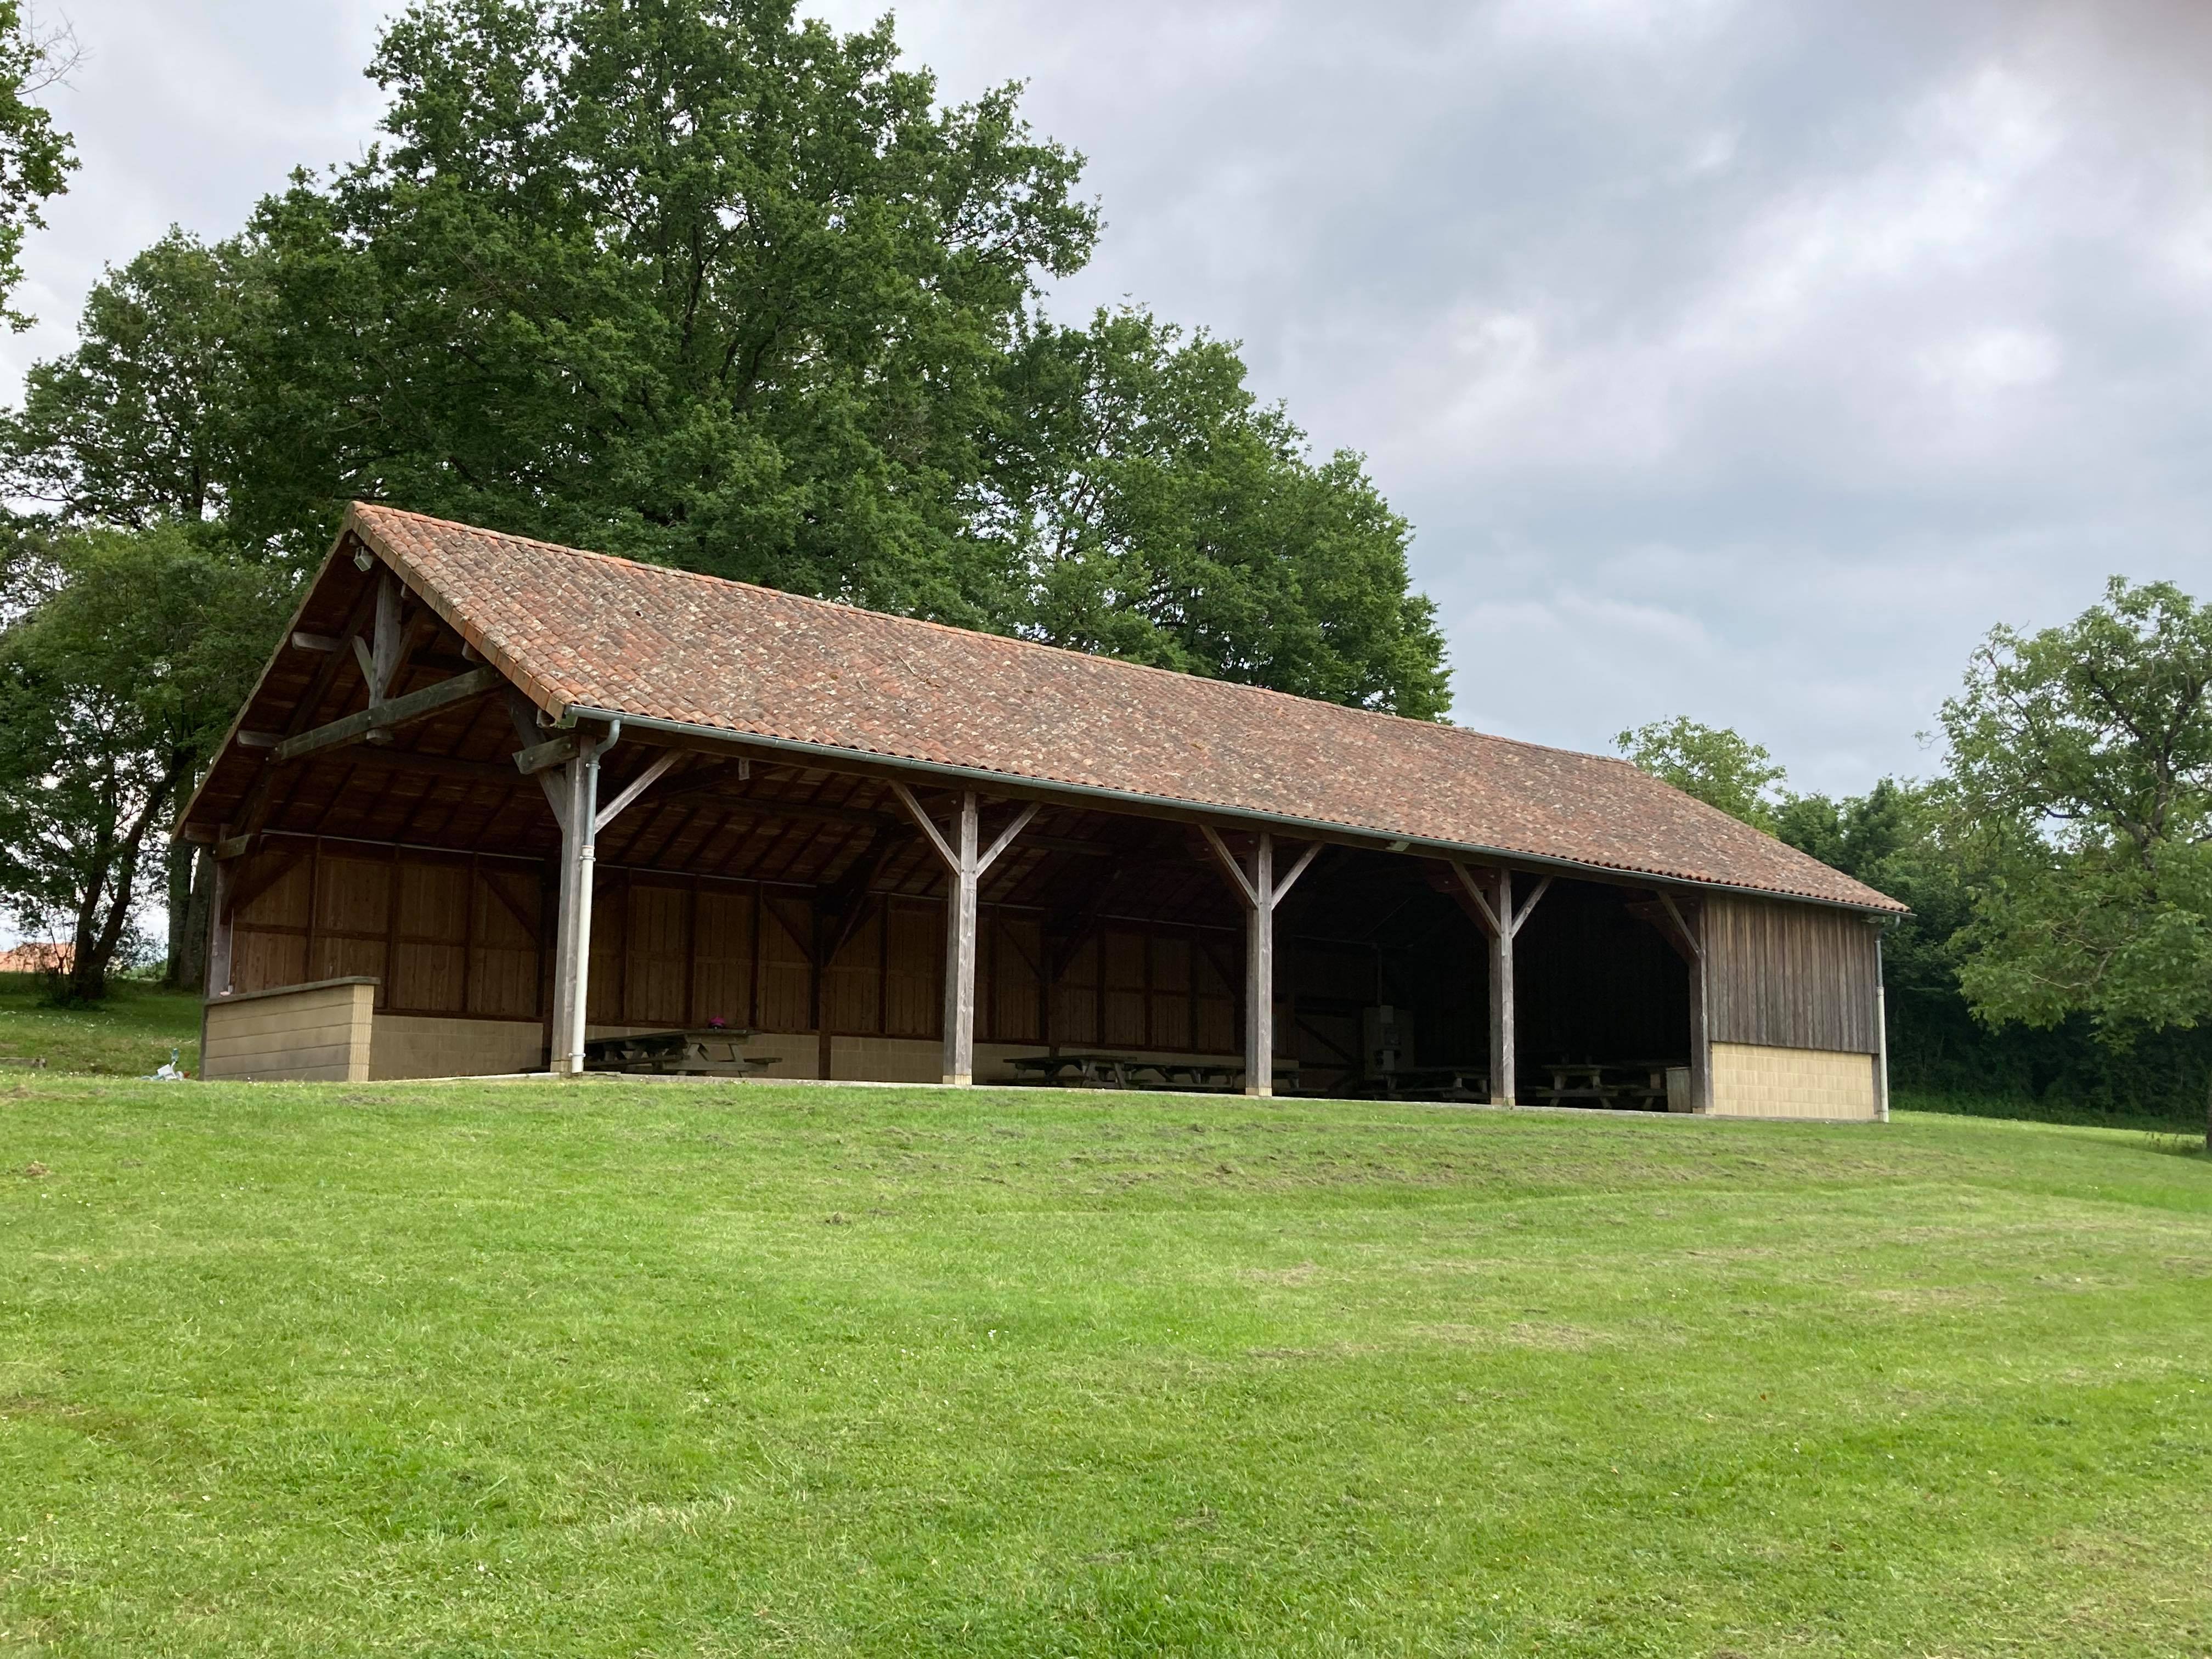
[991,309,1448,716]
[0,525,294,1000]
[1614,716,1786,831]
[239,0,1096,605]
[1943,577,2212,1035]
[2,0,1451,723]
[1,228,258,525]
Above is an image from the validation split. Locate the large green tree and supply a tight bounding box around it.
[0,228,262,527]
[0,525,292,1002]
[0,231,277,984]
[1942,577,2212,1039]
[1774,780,1996,1087]
[239,0,1096,606]
[217,0,1450,712]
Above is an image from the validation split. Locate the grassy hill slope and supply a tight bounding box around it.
[1,1078,2208,1656]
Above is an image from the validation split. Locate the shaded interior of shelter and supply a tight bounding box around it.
[202,562,1698,1094]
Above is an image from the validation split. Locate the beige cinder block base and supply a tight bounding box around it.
[204,979,376,1082]
[371,1017,548,1080]
[1708,1041,1878,1120]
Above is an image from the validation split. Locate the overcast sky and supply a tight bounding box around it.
[15,0,2212,795]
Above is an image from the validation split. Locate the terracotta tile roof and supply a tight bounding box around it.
[349,503,1904,913]
[0,942,70,974]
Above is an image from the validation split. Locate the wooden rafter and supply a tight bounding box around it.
[274,666,504,765]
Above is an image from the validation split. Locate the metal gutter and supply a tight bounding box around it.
[561,704,1906,918]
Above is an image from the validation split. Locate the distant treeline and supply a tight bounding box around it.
[1620,582,2212,1126]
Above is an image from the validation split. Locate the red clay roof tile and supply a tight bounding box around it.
[349,503,1905,913]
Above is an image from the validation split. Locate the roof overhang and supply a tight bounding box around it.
[561,703,1907,917]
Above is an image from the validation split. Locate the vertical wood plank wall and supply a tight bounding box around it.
[228,840,546,1024]
[223,839,1248,1052]
[224,839,1879,1074]
[1705,895,1880,1054]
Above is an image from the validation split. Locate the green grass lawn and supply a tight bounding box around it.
[1,1078,2208,1657]
[0,974,199,1077]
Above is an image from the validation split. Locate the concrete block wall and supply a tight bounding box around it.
[203,978,376,1082]
[370,1016,547,1080]
[1708,1041,1878,1120]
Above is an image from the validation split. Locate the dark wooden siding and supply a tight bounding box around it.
[1706,895,1879,1053]
[228,839,547,1022]
[233,841,1253,1052]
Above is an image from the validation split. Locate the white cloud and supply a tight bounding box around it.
[1920,328,2063,392]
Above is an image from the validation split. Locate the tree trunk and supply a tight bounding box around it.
[66,918,107,1002]
[65,804,117,1005]
[176,845,212,994]
[64,764,181,1004]
[163,839,195,988]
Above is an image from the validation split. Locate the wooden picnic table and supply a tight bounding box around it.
[1534,1059,1674,1110]
[582,1028,781,1077]
[1376,1066,1489,1101]
[1136,1059,1245,1090]
[1005,1052,1142,1087]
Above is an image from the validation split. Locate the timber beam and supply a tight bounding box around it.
[273,665,504,765]
[307,744,521,789]
[514,733,583,775]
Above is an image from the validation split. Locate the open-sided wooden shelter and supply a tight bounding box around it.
[176,505,1906,1116]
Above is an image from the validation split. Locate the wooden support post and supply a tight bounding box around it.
[944,793,980,1086]
[1249,835,1274,1096]
[548,745,597,1075]
[206,846,234,998]
[1690,951,1710,1114]
[893,784,1037,1085]
[548,726,624,1075]
[1874,928,1891,1123]
[1449,862,1551,1106]
[542,729,679,1075]
[1489,866,1514,1107]
[1203,827,1321,1098]
[1656,890,1710,1113]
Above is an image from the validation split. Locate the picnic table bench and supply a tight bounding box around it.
[1003,1053,1297,1092]
[1374,1066,1489,1101]
[582,1028,782,1077]
[1529,1060,1675,1110]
